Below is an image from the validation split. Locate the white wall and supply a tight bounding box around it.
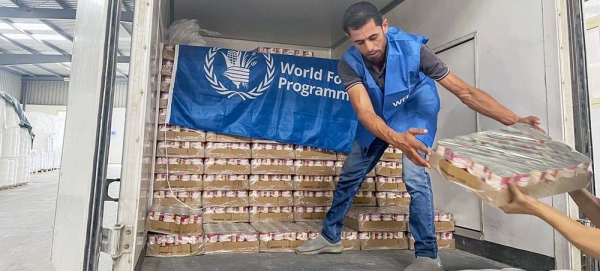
[0,70,21,101]
[330,0,563,257]
[24,81,129,107]
[204,37,331,59]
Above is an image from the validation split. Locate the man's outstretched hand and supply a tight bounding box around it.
[392,128,431,168]
[518,116,546,134]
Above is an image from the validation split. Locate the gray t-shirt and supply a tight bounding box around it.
[338,44,450,92]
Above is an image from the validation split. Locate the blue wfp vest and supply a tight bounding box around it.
[343,27,441,154]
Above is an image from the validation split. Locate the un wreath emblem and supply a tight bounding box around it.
[203,48,275,100]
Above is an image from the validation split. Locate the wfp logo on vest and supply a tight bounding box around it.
[203,48,275,101]
[392,94,410,107]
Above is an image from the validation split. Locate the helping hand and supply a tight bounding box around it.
[500,182,540,215]
[518,116,546,134]
[392,128,431,168]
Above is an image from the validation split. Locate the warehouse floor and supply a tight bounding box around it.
[0,167,514,271]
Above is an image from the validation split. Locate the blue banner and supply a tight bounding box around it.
[168,45,357,153]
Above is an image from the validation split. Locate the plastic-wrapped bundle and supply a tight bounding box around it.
[167,19,220,46]
[1,128,20,158]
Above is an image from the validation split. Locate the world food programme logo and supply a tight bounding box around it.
[203,48,275,100]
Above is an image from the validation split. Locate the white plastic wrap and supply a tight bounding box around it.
[4,104,20,127]
[25,112,64,172]
[0,99,5,128]
[1,128,20,158]
[167,19,220,46]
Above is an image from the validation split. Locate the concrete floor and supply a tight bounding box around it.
[0,166,514,271]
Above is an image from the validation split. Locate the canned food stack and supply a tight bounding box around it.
[293,146,337,220]
[146,233,204,257]
[203,222,260,254]
[294,220,360,250]
[359,231,409,250]
[342,206,409,250]
[251,221,310,252]
[254,47,315,57]
[407,211,455,250]
[432,123,593,207]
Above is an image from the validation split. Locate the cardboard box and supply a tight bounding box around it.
[435,221,455,232]
[155,164,203,174]
[205,148,251,159]
[375,182,407,192]
[258,239,305,252]
[159,98,168,108]
[204,164,250,174]
[157,131,206,142]
[249,181,293,191]
[146,220,203,235]
[156,147,204,158]
[249,212,294,223]
[293,212,327,221]
[152,195,202,208]
[146,242,203,257]
[249,196,294,207]
[202,212,250,223]
[293,180,336,191]
[202,196,249,207]
[203,180,249,191]
[377,197,410,206]
[360,237,409,250]
[380,152,402,161]
[295,149,337,160]
[154,181,203,190]
[251,164,295,175]
[343,239,361,250]
[409,239,455,250]
[352,196,377,207]
[359,181,376,191]
[205,132,251,142]
[203,241,259,254]
[375,166,402,177]
[295,165,336,176]
[294,195,333,206]
[429,152,593,207]
[252,149,296,159]
[345,207,409,232]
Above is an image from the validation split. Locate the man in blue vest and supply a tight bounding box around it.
[296,1,544,270]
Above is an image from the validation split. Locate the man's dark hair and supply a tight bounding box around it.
[342,1,383,34]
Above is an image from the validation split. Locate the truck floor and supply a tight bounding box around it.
[142,250,514,271]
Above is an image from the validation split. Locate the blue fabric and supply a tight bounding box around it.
[321,138,438,258]
[168,45,358,153]
[342,27,440,154]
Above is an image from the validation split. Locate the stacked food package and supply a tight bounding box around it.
[0,91,31,189]
[253,47,314,57]
[344,206,409,250]
[147,44,457,256]
[407,211,456,250]
[25,112,64,173]
[431,123,593,207]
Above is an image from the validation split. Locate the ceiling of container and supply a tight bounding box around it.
[173,0,400,48]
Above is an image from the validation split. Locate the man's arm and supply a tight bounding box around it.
[437,73,520,125]
[347,84,431,167]
[569,189,600,227]
[502,183,600,260]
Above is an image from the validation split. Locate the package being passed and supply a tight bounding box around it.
[430,123,593,207]
[203,223,259,254]
[146,205,203,235]
[345,206,409,232]
[146,233,203,257]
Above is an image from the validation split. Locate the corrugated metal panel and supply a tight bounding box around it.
[0,70,22,101]
[25,81,129,107]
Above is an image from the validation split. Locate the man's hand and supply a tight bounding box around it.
[391,128,432,168]
[517,116,546,134]
[500,182,541,215]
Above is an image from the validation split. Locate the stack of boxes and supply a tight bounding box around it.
[147,44,456,256]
